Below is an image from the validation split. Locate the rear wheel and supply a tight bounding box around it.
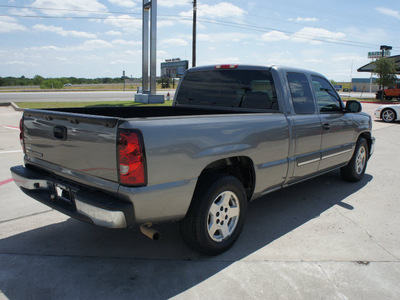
[381,108,396,123]
[340,137,368,182]
[179,175,247,255]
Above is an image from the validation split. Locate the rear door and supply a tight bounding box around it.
[286,72,323,182]
[311,76,356,171]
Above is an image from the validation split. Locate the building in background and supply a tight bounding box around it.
[351,78,379,92]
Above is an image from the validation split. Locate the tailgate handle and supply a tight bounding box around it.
[53,126,67,140]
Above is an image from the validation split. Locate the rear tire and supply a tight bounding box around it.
[340,137,368,182]
[179,174,247,255]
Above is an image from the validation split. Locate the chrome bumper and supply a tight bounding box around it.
[10,165,133,229]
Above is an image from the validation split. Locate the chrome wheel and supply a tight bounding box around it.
[381,109,395,122]
[355,145,366,175]
[207,191,240,242]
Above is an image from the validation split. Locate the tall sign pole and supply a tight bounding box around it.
[149,0,157,94]
[136,0,164,103]
[142,1,150,92]
[192,0,197,68]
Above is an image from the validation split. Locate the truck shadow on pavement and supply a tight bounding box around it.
[0,170,373,299]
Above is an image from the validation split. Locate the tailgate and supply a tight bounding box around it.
[23,109,120,182]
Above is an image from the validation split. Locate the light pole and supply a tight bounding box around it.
[192,0,197,68]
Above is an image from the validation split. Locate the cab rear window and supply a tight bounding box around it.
[175,70,279,110]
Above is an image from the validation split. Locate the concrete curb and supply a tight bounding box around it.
[10,102,24,112]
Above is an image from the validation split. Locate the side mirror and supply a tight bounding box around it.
[345,100,362,113]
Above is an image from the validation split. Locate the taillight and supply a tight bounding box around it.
[117,130,146,186]
[215,64,238,69]
[19,117,26,154]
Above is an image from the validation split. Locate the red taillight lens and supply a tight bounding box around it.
[118,130,146,186]
[19,118,25,154]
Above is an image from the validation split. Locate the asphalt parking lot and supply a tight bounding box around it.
[0,103,399,299]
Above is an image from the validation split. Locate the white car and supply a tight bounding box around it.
[375,104,400,123]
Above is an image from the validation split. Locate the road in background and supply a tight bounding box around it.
[0,104,399,299]
[0,90,175,103]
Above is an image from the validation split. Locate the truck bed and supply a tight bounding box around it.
[44,105,252,119]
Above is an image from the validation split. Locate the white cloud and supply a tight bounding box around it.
[25,45,61,51]
[105,30,122,36]
[33,24,97,39]
[261,31,290,42]
[159,0,190,8]
[8,8,38,16]
[79,39,114,50]
[0,16,27,32]
[180,2,246,19]
[292,27,345,45]
[289,17,319,22]
[108,0,137,8]
[160,38,189,47]
[375,7,400,19]
[31,0,107,16]
[4,61,37,67]
[112,39,141,46]
[103,15,142,32]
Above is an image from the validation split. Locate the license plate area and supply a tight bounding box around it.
[51,183,75,205]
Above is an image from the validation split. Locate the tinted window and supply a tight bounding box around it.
[311,76,342,113]
[176,70,279,110]
[287,73,315,114]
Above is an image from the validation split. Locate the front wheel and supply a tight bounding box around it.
[179,175,247,255]
[381,108,396,123]
[340,138,368,182]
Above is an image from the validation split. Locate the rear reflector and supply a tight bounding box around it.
[215,64,238,69]
[117,130,146,186]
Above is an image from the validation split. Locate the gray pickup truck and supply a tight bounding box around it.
[11,64,375,255]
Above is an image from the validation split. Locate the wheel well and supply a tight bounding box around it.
[197,156,255,201]
[359,132,372,159]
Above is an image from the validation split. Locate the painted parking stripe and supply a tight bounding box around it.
[0,150,23,154]
[3,126,19,130]
[0,178,14,186]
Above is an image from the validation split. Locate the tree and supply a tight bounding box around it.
[373,58,398,96]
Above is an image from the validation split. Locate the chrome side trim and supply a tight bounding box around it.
[321,148,352,160]
[297,158,320,167]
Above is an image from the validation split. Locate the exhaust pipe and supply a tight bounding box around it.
[140,222,161,241]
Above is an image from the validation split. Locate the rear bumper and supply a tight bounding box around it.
[10,165,134,229]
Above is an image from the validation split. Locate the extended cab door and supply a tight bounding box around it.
[286,72,323,182]
[311,76,355,171]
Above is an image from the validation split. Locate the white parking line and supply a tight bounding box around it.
[0,150,22,154]
[3,126,19,131]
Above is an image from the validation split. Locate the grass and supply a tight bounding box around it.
[16,100,174,109]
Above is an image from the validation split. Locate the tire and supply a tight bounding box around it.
[384,96,392,100]
[179,174,247,255]
[340,137,368,182]
[381,108,396,123]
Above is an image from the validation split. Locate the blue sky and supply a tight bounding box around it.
[0,0,399,81]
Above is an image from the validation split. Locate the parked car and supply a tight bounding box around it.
[375,104,400,122]
[11,64,375,255]
[376,83,400,100]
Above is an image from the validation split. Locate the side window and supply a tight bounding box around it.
[311,76,342,113]
[287,73,315,114]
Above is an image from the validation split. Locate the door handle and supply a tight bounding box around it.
[323,123,330,130]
